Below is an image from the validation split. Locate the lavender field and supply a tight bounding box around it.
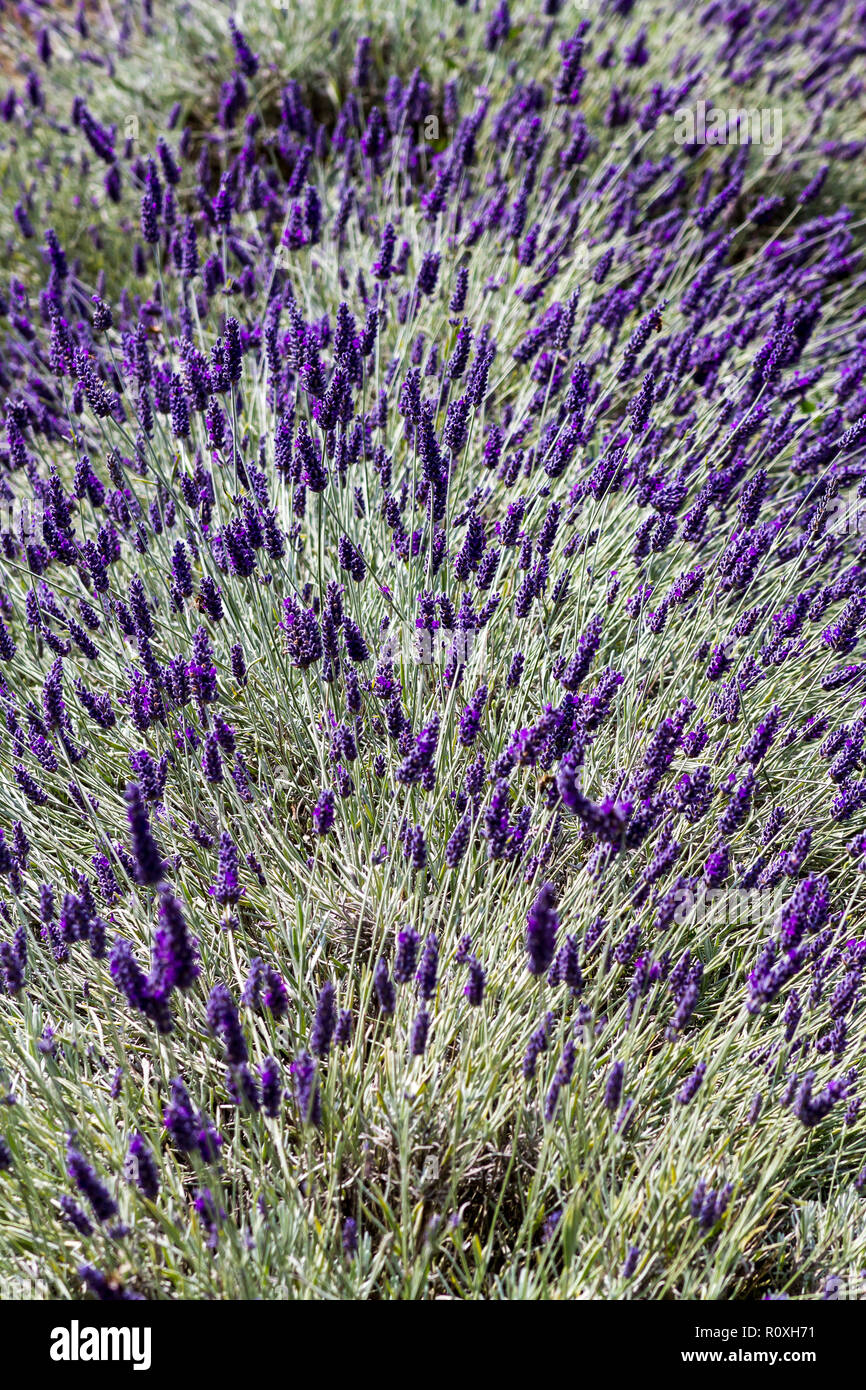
[0,0,865,1302]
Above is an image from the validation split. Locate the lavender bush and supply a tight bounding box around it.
[0,0,865,1300]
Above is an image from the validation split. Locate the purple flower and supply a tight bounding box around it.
[549,934,583,994]
[311,982,337,1057]
[313,788,335,835]
[526,882,559,976]
[341,615,368,664]
[374,958,396,1015]
[395,716,440,785]
[261,966,288,1018]
[740,706,781,767]
[692,1181,732,1233]
[458,685,488,746]
[558,757,631,846]
[559,616,603,692]
[206,983,248,1066]
[704,844,730,887]
[140,188,159,245]
[464,955,486,1006]
[604,1061,624,1112]
[292,1051,322,1127]
[523,1012,554,1080]
[342,1217,358,1255]
[445,813,472,868]
[229,17,259,76]
[66,1138,117,1222]
[545,1040,577,1121]
[149,890,199,996]
[416,934,439,1000]
[125,782,166,886]
[793,1071,848,1128]
[393,928,420,984]
[260,1057,283,1118]
[125,1133,160,1200]
[410,1010,430,1056]
[212,832,241,907]
[110,938,171,1032]
[334,1010,353,1047]
[677,1061,707,1104]
[416,251,441,297]
[194,1187,225,1247]
[60,1196,93,1237]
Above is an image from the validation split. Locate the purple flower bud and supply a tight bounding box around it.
[410,1010,430,1056]
[125,1133,160,1200]
[342,1217,358,1255]
[66,1138,117,1222]
[212,832,241,906]
[260,1057,283,1118]
[526,882,559,976]
[313,788,335,835]
[604,1061,624,1111]
[677,1061,707,1104]
[292,1051,321,1126]
[206,983,248,1066]
[374,958,396,1015]
[464,955,486,1006]
[394,929,420,984]
[125,783,166,886]
[311,982,337,1058]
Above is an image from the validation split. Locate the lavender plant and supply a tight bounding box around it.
[0,0,865,1302]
